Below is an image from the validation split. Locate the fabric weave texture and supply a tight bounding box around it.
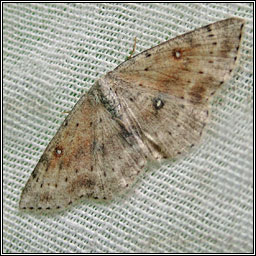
[3,3,253,253]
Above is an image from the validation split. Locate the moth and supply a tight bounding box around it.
[20,18,244,210]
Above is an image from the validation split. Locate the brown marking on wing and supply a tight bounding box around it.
[40,192,53,203]
[189,84,206,104]
[68,174,96,194]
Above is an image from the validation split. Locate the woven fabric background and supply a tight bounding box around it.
[3,3,253,253]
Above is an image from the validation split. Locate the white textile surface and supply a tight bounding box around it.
[3,3,253,253]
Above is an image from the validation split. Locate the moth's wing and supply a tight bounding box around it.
[19,94,147,210]
[101,80,208,160]
[113,18,244,101]
[105,18,244,160]
[88,101,149,200]
[19,94,96,210]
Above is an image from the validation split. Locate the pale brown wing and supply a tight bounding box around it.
[113,18,244,102]
[97,18,244,160]
[96,75,208,161]
[88,100,149,200]
[19,94,97,210]
[19,93,148,210]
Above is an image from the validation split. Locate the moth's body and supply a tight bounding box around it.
[20,18,244,211]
